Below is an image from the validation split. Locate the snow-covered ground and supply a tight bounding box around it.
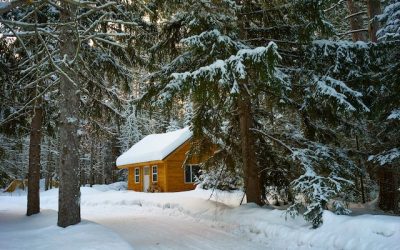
[1,183,399,250]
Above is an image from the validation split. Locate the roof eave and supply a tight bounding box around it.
[116,160,165,169]
[161,137,192,162]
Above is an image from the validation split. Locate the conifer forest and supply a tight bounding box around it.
[0,1,399,249]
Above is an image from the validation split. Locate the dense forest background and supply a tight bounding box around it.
[0,0,399,227]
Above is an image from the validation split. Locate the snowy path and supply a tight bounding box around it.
[2,185,400,250]
[87,213,265,250]
[0,208,132,250]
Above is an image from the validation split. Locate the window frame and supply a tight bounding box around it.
[184,164,200,183]
[134,167,140,183]
[152,165,158,183]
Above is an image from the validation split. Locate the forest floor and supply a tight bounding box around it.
[0,182,399,250]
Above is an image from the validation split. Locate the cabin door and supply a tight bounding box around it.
[143,166,150,192]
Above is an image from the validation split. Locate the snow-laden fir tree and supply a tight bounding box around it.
[143,0,290,206]
[141,0,377,227]
[197,164,243,191]
[119,102,143,152]
[367,0,400,212]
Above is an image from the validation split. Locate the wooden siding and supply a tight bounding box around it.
[127,163,167,192]
[124,139,212,192]
[127,167,142,191]
[164,140,201,192]
[155,163,167,192]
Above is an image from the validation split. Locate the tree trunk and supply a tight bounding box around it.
[45,175,49,191]
[238,91,262,205]
[57,2,81,228]
[79,160,85,187]
[355,135,366,203]
[90,140,95,187]
[302,115,316,141]
[111,137,120,183]
[378,166,399,213]
[367,0,381,42]
[44,140,51,191]
[236,0,262,206]
[346,0,368,41]
[45,141,52,191]
[103,139,113,185]
[27,97,43,216]
[368,0,397,212]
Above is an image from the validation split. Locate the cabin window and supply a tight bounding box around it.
[152,165,158,182]
[184,164,200,183]
[134,168,140,183]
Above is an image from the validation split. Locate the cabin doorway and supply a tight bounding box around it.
[143,166,150,192]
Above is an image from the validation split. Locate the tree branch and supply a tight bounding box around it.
[0,80,59,126]
[0,0,31,14]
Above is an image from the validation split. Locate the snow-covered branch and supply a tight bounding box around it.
[0,0,31,15]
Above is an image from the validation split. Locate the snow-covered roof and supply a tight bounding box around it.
[116,127,193,166]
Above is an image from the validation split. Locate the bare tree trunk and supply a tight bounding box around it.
[27,97,43,216]
[367,0,381,42]
[57,2,81,228]
[346,0,368,41]
[238,91,262,205]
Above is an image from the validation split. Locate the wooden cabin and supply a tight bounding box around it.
[116,127,205,192]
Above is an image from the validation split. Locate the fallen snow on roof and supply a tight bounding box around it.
[116,127,192,166]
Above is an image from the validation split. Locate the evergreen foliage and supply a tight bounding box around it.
[140,0,384,227]
[0,0,399,228]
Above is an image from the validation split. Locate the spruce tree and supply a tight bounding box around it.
[367,0,400,212]
[1,0,149,227]
[142,0,374,227]
[142,0,289,205]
